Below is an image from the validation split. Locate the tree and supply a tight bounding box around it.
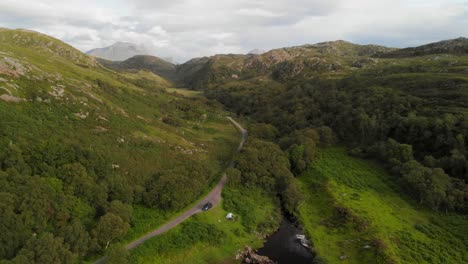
[92,213,129,250]
[105,174,134,204]
[226,167,242,186]
[289,144,306,174]
[316,126,336,146]
[59,220,90,257]
[282,181,304,215]
[249,123,279,141]
[0,192,27,260]
[13,233,76,264]
[106,244,129,264]
[108,200,133,224]
[2,144,30,174]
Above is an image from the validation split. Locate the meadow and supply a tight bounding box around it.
[298,147,468,264]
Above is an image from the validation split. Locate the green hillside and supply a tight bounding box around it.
[97,55,178,83]
[298,148,468,264]
[180,37,468,262]
[0,28,239,263]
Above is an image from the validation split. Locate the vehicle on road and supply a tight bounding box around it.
[202,202,213,211]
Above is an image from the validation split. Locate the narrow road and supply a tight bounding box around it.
[96,117,247,263]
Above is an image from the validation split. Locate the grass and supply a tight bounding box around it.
[166,87,202,98]
[128,186,281,264]
[297,147,468,264]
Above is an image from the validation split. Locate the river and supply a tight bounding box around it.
[258,218,315,264]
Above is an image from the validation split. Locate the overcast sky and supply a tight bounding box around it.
[0,0,467,62]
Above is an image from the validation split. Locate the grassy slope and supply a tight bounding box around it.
[298,147,468,264]
[0,40,239,183]
[0,29,243,262]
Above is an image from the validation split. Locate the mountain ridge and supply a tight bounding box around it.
[97,55,178,82]
[376,37,468,58]
[94,37,467,89]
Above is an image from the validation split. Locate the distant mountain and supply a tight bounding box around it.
[376,37,468,58]
[98,55,177,81]
[86,42,149,61]
[247,49,265,55]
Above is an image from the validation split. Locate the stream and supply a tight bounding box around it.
[258,218,315,264]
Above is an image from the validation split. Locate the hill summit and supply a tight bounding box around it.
[86,42,150,61]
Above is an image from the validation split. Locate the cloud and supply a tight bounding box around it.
[237,8,283,18]
[0,0,467,62]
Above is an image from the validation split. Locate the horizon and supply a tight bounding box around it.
[84,35,467,63]
[2,26,467,64]
[1,0,467,62]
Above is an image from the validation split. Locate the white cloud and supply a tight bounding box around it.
[0,0,467,62]
[237,8,283,17]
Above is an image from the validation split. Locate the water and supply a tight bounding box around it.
[258,218,315,264]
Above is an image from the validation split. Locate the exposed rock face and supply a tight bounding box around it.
[236,247,276,264]
[86,42,150,61]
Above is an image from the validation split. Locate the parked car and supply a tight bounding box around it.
[202,202,213,211]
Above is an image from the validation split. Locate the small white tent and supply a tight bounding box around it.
[226,213,233,220]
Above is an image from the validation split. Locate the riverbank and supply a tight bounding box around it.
[258,218,314,264]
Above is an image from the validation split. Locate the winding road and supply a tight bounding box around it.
[96,117,247,263]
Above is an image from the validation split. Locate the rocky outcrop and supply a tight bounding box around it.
[0,94,25,103]
[0,56,29,77]
[236,247,276,264]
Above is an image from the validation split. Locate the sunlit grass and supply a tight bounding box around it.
[298,147,468,264]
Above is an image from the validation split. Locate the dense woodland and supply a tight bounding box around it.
[206,72,468,213]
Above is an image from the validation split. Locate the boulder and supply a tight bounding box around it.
[237,247,276,264]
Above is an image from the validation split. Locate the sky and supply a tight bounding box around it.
[0,0,467,62]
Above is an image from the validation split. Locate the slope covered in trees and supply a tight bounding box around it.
[202,39,468,213]
[0,29,239,263]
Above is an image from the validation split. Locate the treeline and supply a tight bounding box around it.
[357,139,467,211]
[206,76,468,213]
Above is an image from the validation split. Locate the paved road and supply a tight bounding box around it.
[96,117,247,263]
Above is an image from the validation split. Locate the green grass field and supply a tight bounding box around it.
[165,87,202,98]
[297,147,468,264]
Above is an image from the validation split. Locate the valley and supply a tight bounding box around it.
[0,26,467,264]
